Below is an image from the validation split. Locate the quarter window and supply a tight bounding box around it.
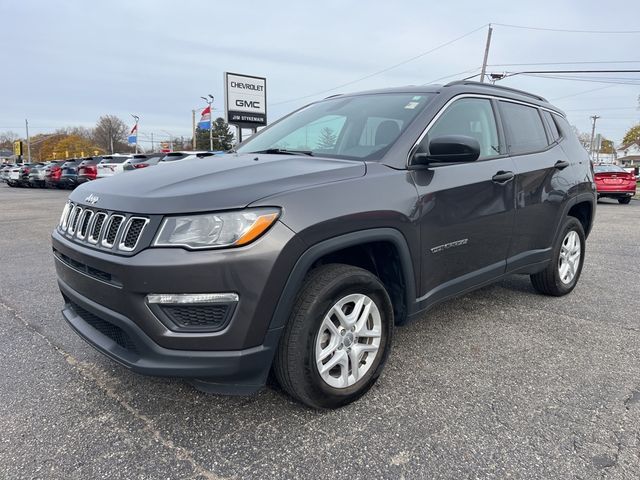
[499,101,548,155]
[422,98,500,159]
[542,111,561,143]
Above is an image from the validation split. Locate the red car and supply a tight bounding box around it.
[594,164,636,204]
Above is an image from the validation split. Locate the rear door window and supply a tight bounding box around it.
[499,101,548,155]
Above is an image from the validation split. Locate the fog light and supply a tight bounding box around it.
[146,293,239,304]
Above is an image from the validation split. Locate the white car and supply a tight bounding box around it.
[156,151,215,165]
[96,154,132,178]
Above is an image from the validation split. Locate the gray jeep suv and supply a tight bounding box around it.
[52,81,596,408]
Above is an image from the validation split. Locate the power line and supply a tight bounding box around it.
[492,23,640,34]
[520,73,640,85]
[564,106,639,112]
[421,66,482,85]
[489,60,640,67]
[269,24,488,106]
[550,85,616,101]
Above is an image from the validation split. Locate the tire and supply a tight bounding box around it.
[530,216,585,296]
[618,197,631,204]
[274,264,394,409]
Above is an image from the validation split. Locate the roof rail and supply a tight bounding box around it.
[443,80,548,102]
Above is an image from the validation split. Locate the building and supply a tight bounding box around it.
[616,142,640,169]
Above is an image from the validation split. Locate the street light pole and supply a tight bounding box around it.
[25,119,31,163]
[200,95,214,151]
[589,115,600,160]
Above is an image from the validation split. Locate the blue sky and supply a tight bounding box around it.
[1,0,638,149]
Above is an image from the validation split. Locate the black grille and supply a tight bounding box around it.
[161,304,230,330]
[105,216,124,245]
[70,207,82,232]
[59,202,149,252]
[68,301,138,353]
[90,213,107,241]
[79,211,93,238]
[123,219,146,249]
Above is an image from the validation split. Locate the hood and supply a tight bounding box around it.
[69,153,365,214]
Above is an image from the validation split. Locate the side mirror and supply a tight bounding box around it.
[412,135,481,165]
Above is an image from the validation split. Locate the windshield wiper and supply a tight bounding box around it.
[249,148,314,156]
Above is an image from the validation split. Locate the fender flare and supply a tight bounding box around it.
[555,192,596,241]
[267,228,417,331]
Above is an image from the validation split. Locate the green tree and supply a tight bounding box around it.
[316,127,337,150]
[599,138,615,154]
[622,124,640,146]
[194,118,234,150]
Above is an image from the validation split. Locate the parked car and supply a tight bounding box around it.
[123,154,163,171]
[1,164,16,183]
[44,162,64,188]
[7,163,34,187]
[28,163,50,187]
[53,81,596,408]
[77,157,103,184]
[594,164,636,204]
[155,151,210,165]
[96,155,131,178]
[58,159,82,189]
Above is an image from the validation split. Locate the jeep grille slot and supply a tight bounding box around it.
[88,212,107,244]
[119,217,148,251]
[102,215,125,247]
[78,210,93,239]
[67,206,83,235]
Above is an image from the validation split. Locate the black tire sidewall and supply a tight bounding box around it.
[299,270,393,408]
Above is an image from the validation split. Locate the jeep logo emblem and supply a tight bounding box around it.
[85,194,99,205]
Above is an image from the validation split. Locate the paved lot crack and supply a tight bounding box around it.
[0,298,228,480]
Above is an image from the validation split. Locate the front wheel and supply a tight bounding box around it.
[530,217,585,296]
[618,197,632,204]
[273,264,394,409]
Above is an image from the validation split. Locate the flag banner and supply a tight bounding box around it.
[128,124,138,145]
[198,105,211,130]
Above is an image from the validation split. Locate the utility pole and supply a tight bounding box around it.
[151,132,154,152]
[479,24,493,83]
[25,119,31,163]
[589,115,600,159]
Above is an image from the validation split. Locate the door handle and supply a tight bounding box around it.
[492,171,515,183]
[554,160,570,170]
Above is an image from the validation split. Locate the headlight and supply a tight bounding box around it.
[152,208,280,250]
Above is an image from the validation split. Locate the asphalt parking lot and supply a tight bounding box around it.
[0,185,639,480]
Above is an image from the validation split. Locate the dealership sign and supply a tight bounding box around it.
[224,72,267,127]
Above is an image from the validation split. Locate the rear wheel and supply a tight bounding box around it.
[274,264,393,409]
[618,197,632,204]
[530,217,585,296]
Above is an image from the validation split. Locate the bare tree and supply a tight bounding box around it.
[93,115,129,153]
[55,126,94,140]
[0,131,20,149]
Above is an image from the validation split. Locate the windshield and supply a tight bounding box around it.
[236,93,434,160]
[594,165,626,173]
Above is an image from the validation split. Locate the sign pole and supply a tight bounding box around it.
[25,119,31,163]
